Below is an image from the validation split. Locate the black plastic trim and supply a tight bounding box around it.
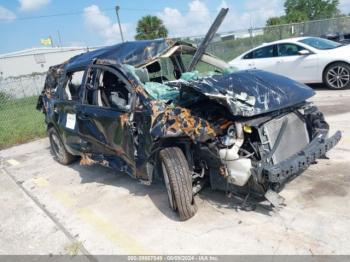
[263,130,342,184]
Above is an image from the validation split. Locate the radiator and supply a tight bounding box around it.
[263,113,310,164]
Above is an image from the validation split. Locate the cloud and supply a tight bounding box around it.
[83,5,134,44]
[19,0,51,12]
[157,0,284,37]
[339,0,350,13]
[0,5,16,21]
[158,0,211,37]
[244,0,284,26]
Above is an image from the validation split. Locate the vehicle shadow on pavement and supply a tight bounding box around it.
[307,83,345,91]
[198,188,274,216]
[70,162,180,221]
[70,161,274,220]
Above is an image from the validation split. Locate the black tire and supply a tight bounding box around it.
[323,62,350,90]
[48,127,76,165]
[159,147,197,221]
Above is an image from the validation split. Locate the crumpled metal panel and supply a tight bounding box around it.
[149,101,217,143]
[182,69,315,117]
[65,39,175,72]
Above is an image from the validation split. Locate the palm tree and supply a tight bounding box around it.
[135,15,168,40]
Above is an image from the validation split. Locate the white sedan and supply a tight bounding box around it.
[229,37,350,90]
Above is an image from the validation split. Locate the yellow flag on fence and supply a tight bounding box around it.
[40,37,52,46]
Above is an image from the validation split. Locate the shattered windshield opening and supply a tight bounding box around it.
[179,53,223,74]
[146,58,177,82]
[143,82,180,101]
[126,44,236,104]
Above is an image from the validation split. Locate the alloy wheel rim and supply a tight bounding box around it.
[326,66,350,89]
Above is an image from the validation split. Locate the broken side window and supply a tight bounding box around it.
[85,67,99,105]
[85,67,131,111]
[63,70,84,101]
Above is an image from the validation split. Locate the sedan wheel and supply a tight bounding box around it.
[324,63,350,90]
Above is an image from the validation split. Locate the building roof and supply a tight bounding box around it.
[0,46,97,59]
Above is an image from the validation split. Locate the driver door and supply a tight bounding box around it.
[276,43,318,83]
[76,64,136,176]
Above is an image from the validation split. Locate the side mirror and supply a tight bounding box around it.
[298,49,311,55]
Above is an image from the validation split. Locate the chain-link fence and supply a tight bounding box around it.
[1,16,350,149]
[194,15,350,61]
[0,74,47,149]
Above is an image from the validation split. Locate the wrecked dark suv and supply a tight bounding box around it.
[37,39,341,220]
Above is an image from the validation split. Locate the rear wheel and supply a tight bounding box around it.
[159,147,197,221]
[323,62,350,90]
[48,127,76,165]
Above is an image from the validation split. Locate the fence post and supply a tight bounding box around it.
[20,77,26,99]
[248,27,253,48]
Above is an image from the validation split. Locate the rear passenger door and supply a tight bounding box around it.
[243,44,280,74]
[76,64,136,173]
[54,69,85,155]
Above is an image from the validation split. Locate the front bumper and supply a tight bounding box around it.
[263,130,342,184]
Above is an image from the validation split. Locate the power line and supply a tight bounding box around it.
[0,6,219,22]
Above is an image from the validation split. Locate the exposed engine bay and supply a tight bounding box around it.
[141,73,341,202]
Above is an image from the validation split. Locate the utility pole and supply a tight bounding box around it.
[49,35,54,47]
[115,5,124,42]
[57,30,62,47]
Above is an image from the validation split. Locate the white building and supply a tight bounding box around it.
[0,46,100,99]
[0,46,98,79]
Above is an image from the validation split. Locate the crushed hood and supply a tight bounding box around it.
[182,70,315,117]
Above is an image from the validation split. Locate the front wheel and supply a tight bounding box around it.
[323,62,350,90]
[159,147,197,221]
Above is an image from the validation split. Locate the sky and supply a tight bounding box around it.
[1,0,350,54]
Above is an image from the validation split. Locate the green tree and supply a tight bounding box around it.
[266,16,287,26]
[135,15,168,40]
[285,0,339,22]
[265,0,340,25]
